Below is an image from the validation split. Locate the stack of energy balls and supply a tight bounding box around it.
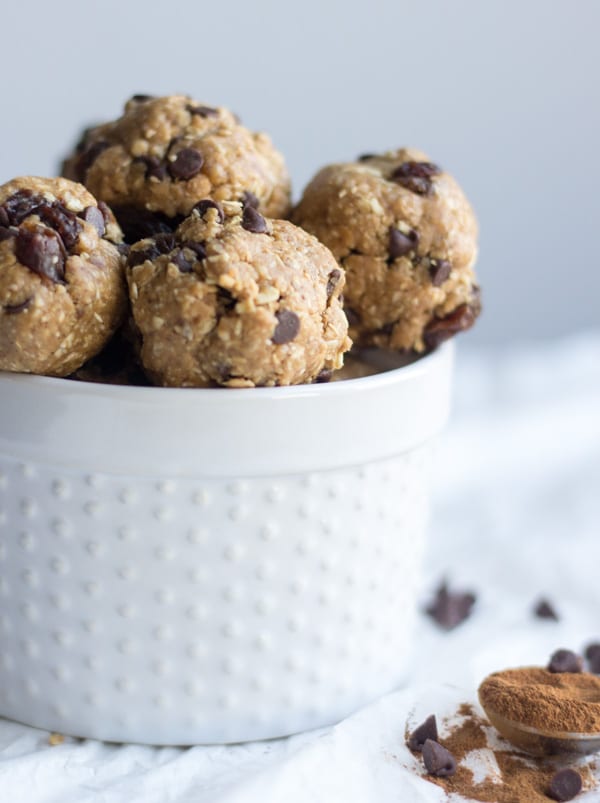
[0,94,480,387]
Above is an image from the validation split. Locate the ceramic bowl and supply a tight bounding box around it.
[0,342,453,744]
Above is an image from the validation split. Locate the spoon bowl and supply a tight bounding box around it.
[483,707,600,757]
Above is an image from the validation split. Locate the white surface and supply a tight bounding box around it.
[1,331,600,800]
[2,1,600,345]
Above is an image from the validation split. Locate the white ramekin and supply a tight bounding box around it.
[0,342,453,745]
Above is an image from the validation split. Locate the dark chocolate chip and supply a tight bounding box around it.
[193,199,224,223]
[390,161,441,196]
[217,287,236,311]
[422,739,456,778]
[425,581,476,630]
[15,226,66,284]
[534,599,559,621]
[585,643,600,674]
[423,302,480,349]
[134,155,168,181]
[127,243,161,267]
[38,204,82,250]
[113,206,180,244]
[357,153,377,162]
[76,140,110,180]
[4,296,33,315]
[548,768,583,801]
[187,104,219,118]
[173,249,194,273]
[0,206,9,227]
[3,190,45,226]
[242,206,268,234]
[130,94,155,102]
[97,201,112,226]
[326,269,342,299]
[240,190,260,209]
[429,259,452,287]
[389,226,419,260]
[0,226,16,241]
[80,206,105,237]
[272,309,300,344]
[547,649,583,674]
[168,148,204,180]
[315,369,333,383]
[185,241,207,261]
[154,232,176,254]
[407,715,438,752]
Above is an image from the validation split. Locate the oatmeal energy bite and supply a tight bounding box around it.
[292,148,480,352]
[62,95,291,242]
[0,176,127,377]
[126,200,350,387]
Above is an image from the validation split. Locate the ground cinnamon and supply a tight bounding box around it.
[478,668,600,733]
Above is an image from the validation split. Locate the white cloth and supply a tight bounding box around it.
[2,331,600,803]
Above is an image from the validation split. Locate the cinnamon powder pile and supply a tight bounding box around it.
[409,704,597,802]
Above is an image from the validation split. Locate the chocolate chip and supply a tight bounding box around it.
[127,243,161,267]
[116,243,130,257]
[0,226,16,242]
[4,296,33,315]
[15,226,66,284]
[272,309,300,344]
[390,161,441,195]
[326,269,342,299]
[187,104,219,117]
[389,226,419,260]
[242,206,268,234]
[173,249,194,273]
[425,581,476,630]
[548,768,582,801]
[80,206,105,237]
[315,369,332,383]
[0,206,9,227]
[185,241,207,261]
[38,204,82,250]
[130,94,155,102]
[193,199,224,223]
[154,232,176,254]
[534,599,559,621]
[2,190,45,226]
[357,153,377,162]
[168,148,204,180]
[407,715,438,752]
[429,259,451,287]
[217,287,236,311]
[76,140,110,180]
[423,302,480,349]
[113,206,180,244]
[422,739,456,778]
[240,190,260,209]
[547,649,583,674]
[97,201,112,226]
[585,643,600,674]
[134,155,168,181]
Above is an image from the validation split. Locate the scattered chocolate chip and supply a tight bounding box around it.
[548,768,582,801]
[272,309,300,344]
[407,715,438,752]
[422,739,456,778]
[326,269,342,299]
[76,140,110,180]
[547,649,583,674]
[80,206,105,237]
[242,206,268,234]
[187,104,219,117]
[315,369,332,383]
[185,241,207,261]
[127,243,161,267]
[585,643,600,674]
[425,581,476,630]
[130,94,155,102]
[390,161,441,196]
[423,302,479,349]
[134,155,168,181]
[429,258,452,287]
[15,226,66,284]
[2,190,45,226]
[345,307,361,327]
[172,249,194,273]
[154,232,177,254]
[389,226,419,260]
[193,199,224,223]
[0,226,16,242]
[168,148,204,180]
[534,599,559,621]
[113,206,180,244]
[38,204,82,250]
[357,153,377,162]
[217,287,236,310]
[3,296,33,315]
[240,190,260,209]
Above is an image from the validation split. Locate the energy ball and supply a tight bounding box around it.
[62,95,291,241]
[126,200,350,387]
[0,176,127,377]
[292,148,480,352]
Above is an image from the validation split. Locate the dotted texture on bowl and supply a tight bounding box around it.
[0,449,429,744]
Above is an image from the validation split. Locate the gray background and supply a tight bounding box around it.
[2,0,598,346]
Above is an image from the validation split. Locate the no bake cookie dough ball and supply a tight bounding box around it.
[292,148,480,352]
[126,200,350,387]
[62,95,291,241]
[0,176,127,376]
